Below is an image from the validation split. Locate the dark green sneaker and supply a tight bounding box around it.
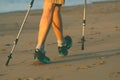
[34,49,50,64]
[64,36,72,49]
[58,36,72,56]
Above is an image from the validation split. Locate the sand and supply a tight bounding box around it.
[0,1,120,80]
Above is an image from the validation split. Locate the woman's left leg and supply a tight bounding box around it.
[52,4,64,47]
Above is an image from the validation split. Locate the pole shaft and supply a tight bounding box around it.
[81,0,87,50]
[5,0,34,66]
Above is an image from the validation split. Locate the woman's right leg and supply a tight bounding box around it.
[34,1,55,63]
[36,1,55,51]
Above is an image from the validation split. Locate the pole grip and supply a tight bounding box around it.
[30,0,34,8]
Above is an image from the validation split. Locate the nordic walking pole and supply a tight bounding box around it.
[81,0,87,50]
[5,0,34,66]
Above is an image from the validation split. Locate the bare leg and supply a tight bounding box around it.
[36,1,55,50]
[52,4,64,47]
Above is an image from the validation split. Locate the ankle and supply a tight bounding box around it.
[35,48,45,54]
[57,39,66,47]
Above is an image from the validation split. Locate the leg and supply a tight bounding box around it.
[52,5,72,56]
[34,1,56,63]
[36,1,55,50]
[52,4,64,47]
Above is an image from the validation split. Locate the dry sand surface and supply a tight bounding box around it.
[0,1,120,80]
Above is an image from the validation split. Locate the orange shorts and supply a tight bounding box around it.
[46,0,65,5]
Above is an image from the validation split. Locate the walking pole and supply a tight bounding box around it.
[5,0,34,66]
[81,0,87,50]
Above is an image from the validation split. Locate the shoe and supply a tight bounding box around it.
[58,36,72,56]
[64,35,72,49]
[34,49,50,64]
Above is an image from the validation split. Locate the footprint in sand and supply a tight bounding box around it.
[109,72,120,78]
[114,26,120,31]
[89,37,94,39]
[10,77,52,80]
[25,77,34,80]
[0,34,5,36]
[5,44,12,46]
[92,60,105,66]
[25,77,53,80]
[92,57,106,66]
[77,57,106,70]
[14,77,35,80]
[77,65,91,70]
[0,74,6,76]
[106,35,111,38]
[90,27,95,30]
[1,48,6,51]
[31,61,46,66]
[8,77,22,80]
[89,31,101,35]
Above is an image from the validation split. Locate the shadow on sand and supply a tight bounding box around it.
[52,48,120,64]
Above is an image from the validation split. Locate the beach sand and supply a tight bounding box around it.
[0,1,120,80]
